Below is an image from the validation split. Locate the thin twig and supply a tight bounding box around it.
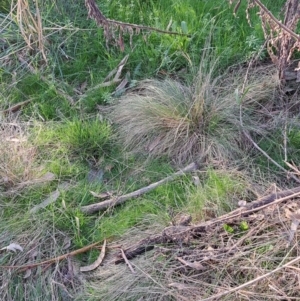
[243,131,300,184]
[284,118,288,162]
[0,241,103,272]
[0,99,32,115]
[285,161,300,176]
[120,248,136,274]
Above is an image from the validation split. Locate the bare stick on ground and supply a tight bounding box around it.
[120,248,136,274]
[81,162,198,214]
[1,99,32,115]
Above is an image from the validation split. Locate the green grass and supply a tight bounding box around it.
[187,168,248,221]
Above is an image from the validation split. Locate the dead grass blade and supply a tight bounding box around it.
[13,0,47,62]
[243,131,300,184]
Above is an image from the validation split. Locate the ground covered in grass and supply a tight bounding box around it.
[2,0,300,300]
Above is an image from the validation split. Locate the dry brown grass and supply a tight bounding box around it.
[12,0,47,62]
[0,118,43,193]
[111,61,280,165]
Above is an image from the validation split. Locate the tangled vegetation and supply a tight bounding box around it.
[2,0,300,300]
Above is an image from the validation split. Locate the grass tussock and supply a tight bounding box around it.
[111,60,280,164]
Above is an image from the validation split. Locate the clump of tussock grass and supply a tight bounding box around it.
[111,58,280,165]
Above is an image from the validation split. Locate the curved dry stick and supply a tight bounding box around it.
[81,162,198,214]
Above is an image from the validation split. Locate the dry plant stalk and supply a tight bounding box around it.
[232,0,300,81]
[85,0,187,51]
[11,0,47,62]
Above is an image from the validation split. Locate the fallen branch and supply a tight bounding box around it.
[85,0,189,51]
[81,162,198,214]
[113,186,300,263]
